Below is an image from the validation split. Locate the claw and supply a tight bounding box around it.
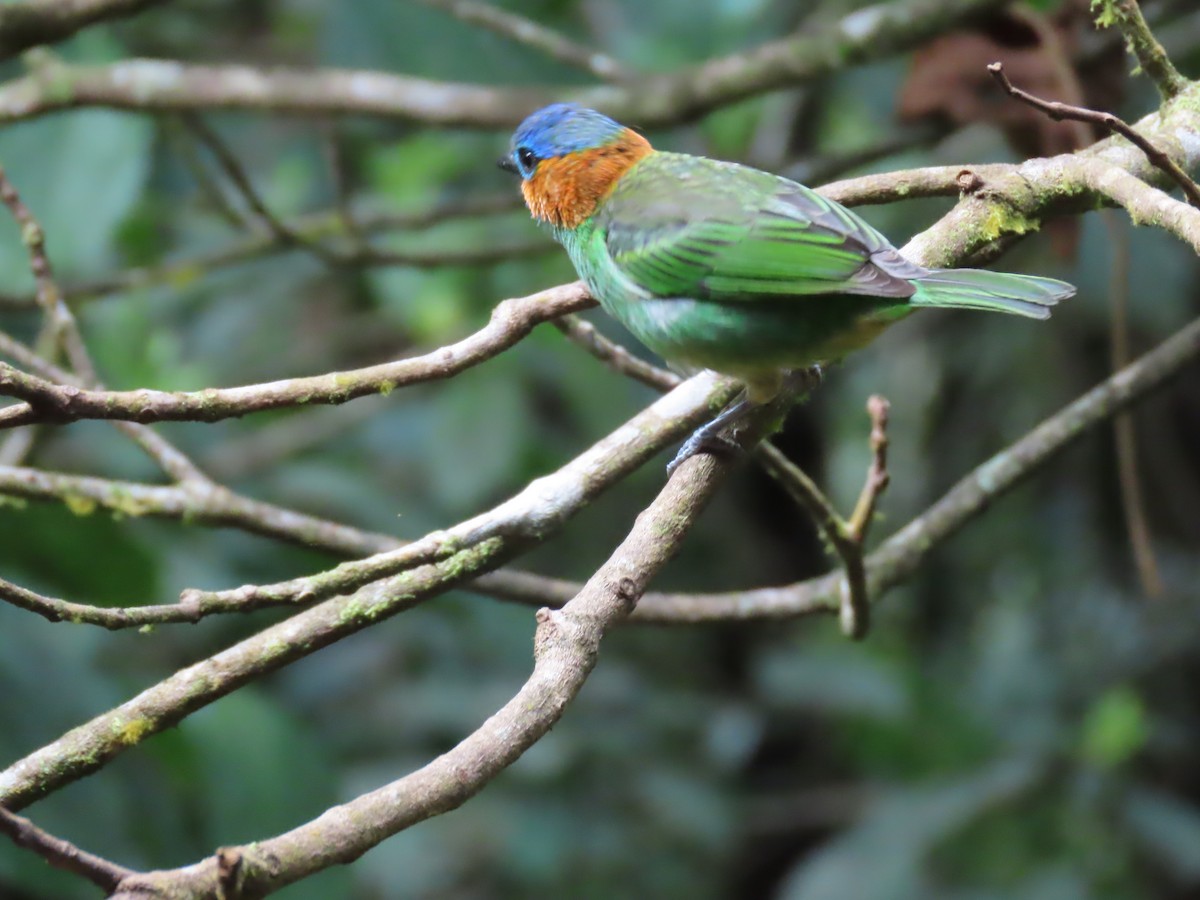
[666,429,742,476]
[665,393,754,475]
[665,365,826,476]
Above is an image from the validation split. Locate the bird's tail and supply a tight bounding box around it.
[911,269,1075,320]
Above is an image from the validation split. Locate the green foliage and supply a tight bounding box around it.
[1080,686,1148,769]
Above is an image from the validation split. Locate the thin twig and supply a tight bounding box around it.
[752,401,890,644]
[986,61,1200,208]
[0,163,97,383]
[1103,210,1163,597]
[320,123,367,255]
[848,395,890,540]
[415,0,626,82]
[0,168,212,482]
[0,805,134,892]
[552,315,681,392]
[180,113,346,266]
[0,330,208,482]
[169,117,254,231]
[0,283,596,427]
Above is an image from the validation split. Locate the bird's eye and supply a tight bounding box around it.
[517,147,537,170]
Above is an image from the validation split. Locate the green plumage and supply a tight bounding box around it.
[505,103,1074,469]
[556,151,1072,399]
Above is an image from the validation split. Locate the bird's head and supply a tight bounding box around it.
[501,104,653,228]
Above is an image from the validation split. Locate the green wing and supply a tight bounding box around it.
[599,153,923,302]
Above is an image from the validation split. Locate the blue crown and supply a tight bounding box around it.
[510,104,626,160]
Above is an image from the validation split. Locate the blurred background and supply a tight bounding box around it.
[1,0,1200,897]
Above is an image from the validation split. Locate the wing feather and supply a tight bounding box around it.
[600,154,923,302]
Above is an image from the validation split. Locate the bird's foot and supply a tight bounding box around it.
[665,367,825,477]
[666,393,755,476]
[666,428,742,477]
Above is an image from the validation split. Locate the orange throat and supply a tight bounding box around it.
[522,129,653,229]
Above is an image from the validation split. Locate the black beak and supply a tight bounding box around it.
[497,156,519,175]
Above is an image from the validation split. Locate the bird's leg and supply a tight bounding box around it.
[666,366,823,476]
[666,393,753,476]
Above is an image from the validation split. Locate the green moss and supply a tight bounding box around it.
[62,492,98,517]
[336,596,366,625]
[1090,0,1119,29]
[331,372,358,401]
[440,537,503,581]
[105,487,157,518]
[110,716,154,746]
[378,380,396,396]
[977,203,1040,243]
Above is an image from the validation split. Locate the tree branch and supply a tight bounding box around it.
[0,805,134,892]
[0,0,172,62]
[108,399,785,900]
[0,370,740,810]
[416,0,626,81]
[749,397,889,640]
[986,61,1200,208]
[629,312,1200,623]
[0,0,1008,128]
[0,283,595,427]
[0,193,520,310]
[552,315,681,392]
[179,112,347,267]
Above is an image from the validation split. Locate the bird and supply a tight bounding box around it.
[500,103,1075,473]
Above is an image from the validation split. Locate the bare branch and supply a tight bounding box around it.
[1102,210,1163,597]
[0,331,206,482]
[848,395,891,541]
[0,805,134,892]
[751,403,890,644]
[180,112,347,267]
[552,315,681,392]
[0,0,172,62]
[0,283,594,427]
[0,0,1009,128]
[631,313,1200,623]
[0,461,624,628]
[0,371,740,810]
[176,366,738,611]
[108,395,786,900]
[416,0,626,81]
[0,163,96,382]
[987,61,1200,208]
